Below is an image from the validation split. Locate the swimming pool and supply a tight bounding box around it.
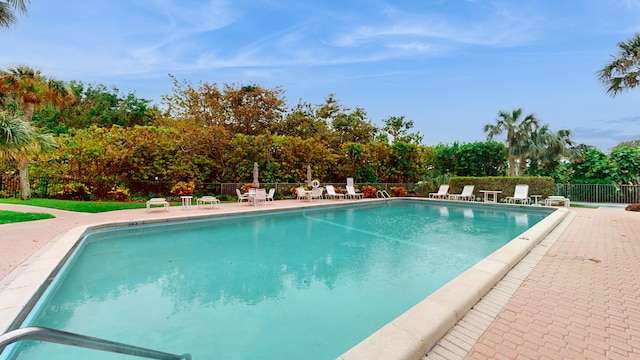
[1,200,556,359]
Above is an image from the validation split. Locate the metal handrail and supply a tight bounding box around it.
[377,189,391,198]
[0,327,191,360]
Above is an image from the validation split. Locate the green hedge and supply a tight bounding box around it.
[449,176,555,201]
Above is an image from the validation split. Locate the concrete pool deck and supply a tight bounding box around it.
[1,199,639,359]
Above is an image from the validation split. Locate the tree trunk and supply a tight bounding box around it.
[19,159,31,200]
[508,155,517,176]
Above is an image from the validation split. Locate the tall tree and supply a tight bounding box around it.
[0,65,75,198]
[0,110,55,189]
[382,115,423,144]
[598,33,640,96]
[483,108,539,176]
[0,0,28,28]
[526,125,573,173]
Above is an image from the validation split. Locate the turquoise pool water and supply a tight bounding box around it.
[4,200,548,359]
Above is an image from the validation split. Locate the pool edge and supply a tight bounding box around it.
[337,206,569,360]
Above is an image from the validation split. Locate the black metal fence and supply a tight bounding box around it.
[554,184,640,204]
[4,175,637,203]
[0,176,429,200]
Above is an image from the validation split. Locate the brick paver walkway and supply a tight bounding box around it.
[465,208,640,359]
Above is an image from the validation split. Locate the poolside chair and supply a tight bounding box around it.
[448,185,475,201]
[429,185,449,199]
[296,187,311,201]
[197,195,220,209]
[506,184,530,205]
[253,189,267,206]
[346,185,363,199]
[545,195,570,207]
[146,197,169,212]
[266,188,276,202]
[236,189,249,203]
[325,185,345,200]
[310,187,324,201]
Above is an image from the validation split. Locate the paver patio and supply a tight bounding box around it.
[1,202,639,359]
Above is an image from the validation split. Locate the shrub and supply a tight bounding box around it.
[390,186,408,197]
[52,182,92,201]
[361,185,377,198]
[108,186,131,201]
[240,183,255,193]
[625,203,640,212]
[171,181,195,196]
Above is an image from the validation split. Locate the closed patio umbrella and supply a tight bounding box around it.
[307,165,312,187]
[252,162,260,188]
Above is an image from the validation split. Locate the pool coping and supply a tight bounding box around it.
[0,199,568,359]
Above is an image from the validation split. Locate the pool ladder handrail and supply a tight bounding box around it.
[376,189,391,198]
[0,326,191,360]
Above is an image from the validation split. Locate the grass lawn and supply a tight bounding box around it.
[0,210,55,224]
[0,198,164,213]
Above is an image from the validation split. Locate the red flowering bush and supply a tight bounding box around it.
[108,186,130,201]
[52,182,92,200]
[361,185,377,198]
[390,186,408,197]
[625,203,640,212]
[171,181,195,196]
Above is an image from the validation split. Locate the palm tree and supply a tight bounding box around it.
[0,65,75,199]
[598,32,640,96]
[483,108,539,176]
[527,125,573,172]
[0,111,55,195]
[0,0,29,28]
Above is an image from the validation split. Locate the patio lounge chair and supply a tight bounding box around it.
[506,184,530,205]
[266,188,276,202]
[448,185,475,201]
[325,185,345,200]
[545,195,570,207]
[236,189,249,203]
[429,185,449,199]
[346,185,363,199]
[146,197,169,212]
[197,195,220,209]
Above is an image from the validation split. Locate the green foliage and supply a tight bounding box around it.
[431,142,507,177]
[449,176,555,201]
[570,148,613,184]
[51,181,92,201]
[609,147,640,184]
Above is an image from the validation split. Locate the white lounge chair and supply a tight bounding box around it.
[545,195,570,207]
[146,197,169,212]
[506,184,530,205]
[236,189,249,203]
[325,185,345,200]
[429,185,449,199]
[266,188,275,202]
[448,185,475,201]
[346,185,363,199]
[197,196,220,209]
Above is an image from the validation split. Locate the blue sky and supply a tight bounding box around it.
[2,0,640,151]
